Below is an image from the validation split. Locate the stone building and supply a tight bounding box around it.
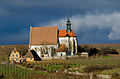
[29,19,77,58]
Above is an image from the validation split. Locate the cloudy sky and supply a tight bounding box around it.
[1,0,120,45]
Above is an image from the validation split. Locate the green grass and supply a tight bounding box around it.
[0,64,32,79]
[79,44,120,49]
[102,56,112,58]
[0,64,48,79]
[44,65,63,71]
[0,64,87,79]
[1,57,120,78]
[98,68,120,75]
[27,57,120,74]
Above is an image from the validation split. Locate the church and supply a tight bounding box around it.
[29,19,78,59]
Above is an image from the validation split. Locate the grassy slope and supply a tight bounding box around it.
[31,56,120,74]
[1,57,120,78]
[0,45,29,58]
[0,64,87,79]
[79,44,120,49]
[79,44,120,53]
[0,44,120,57]
[0,64,48,79]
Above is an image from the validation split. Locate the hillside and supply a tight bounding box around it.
[1,44,120,58]
[0,45,29,59]
[79,44,120,49]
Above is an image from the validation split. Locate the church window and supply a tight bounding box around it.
[61,40,63,44]
[16,58,18,61]
[45,47,48,53]
[16,54,18,57]
[12,54,14,57]
[30,57,32,60]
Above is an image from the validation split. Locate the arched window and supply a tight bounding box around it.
[12,54,14,57]
[16,54,18,57]
[30,57,32,60]
[16,58,18,61]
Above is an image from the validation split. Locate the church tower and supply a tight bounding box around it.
[66,18,71,33]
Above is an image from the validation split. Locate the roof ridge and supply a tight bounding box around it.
[32,26,58,28]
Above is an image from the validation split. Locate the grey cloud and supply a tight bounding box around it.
[38,12,120,40]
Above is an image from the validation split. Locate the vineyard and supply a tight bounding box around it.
[28,56,120,74]
[1,57,120,79]
[0,64,87,79]
[0,64,48,79]
[29,57,120,67]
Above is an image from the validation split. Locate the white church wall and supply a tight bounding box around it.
[30,45,57,57]
[74,37,78,54]
[58,37,69,47]
[58,37,77,55]
[30,37,77,58]
[57,52,66,56]
[59,37,77,44]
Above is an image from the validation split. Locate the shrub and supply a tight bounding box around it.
[89,48,99,56]
[100,48,119,55]
[77,45,90,54]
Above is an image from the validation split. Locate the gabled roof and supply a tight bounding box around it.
[30,26,58,45]
[24,50,34,58]
[24,50,41,61]
[58,30,76,37]
[11,48,18,52]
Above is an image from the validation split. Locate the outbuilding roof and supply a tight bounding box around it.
[24,50,34,58]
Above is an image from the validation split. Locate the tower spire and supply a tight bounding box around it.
[66,16,71,33]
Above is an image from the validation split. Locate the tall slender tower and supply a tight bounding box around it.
[66,18,71,33]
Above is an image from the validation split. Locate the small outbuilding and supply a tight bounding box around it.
[80,52,89,57]
[24,50,34,62]
[57,44,67,56]
[24,49,41,62]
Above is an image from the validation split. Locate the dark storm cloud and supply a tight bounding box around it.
[1,0,120,14]
[0,0,120,44]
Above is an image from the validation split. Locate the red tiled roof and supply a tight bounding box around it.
[58,30,76,37]
[30,26,58,45]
